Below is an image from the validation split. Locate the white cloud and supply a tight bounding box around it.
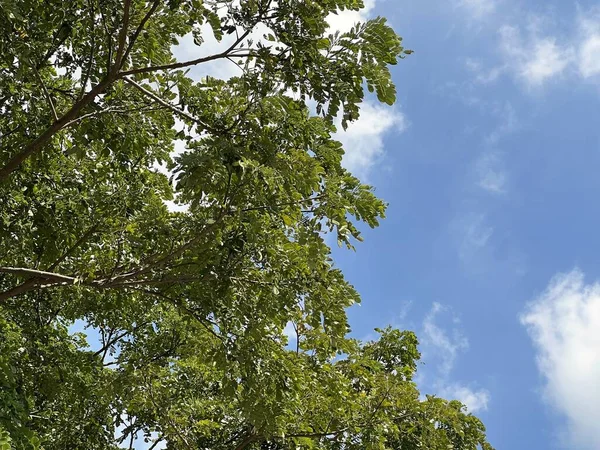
[334,102,406,180]
[468,10,600,87]
[499,25,574,86]
[438,384,491,413]
[577,12,600,78]
[521,269,600,449]
[578,35,600,78]
[457,0,497,19]
[327,0,375,33]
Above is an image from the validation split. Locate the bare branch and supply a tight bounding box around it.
[147,437,164,450]
[0,125,21,141]
[62,105,163,128]
[0,267,77,283]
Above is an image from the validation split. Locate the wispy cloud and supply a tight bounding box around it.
[419,303,490,414]
[467,8,600,88]
[484,101,517,146]
[471,102,516,195]
[422,302,469,376]
[498,24,574,87]
[465,58,505,84]
[453,213,494,268]
[457,0,497,19]
[521,269,600,449]
[577,10,600,79]
[475,152,507,194]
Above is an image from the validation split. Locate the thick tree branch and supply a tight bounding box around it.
[0,279,40,303]
[0,0,135,179]
[0,76,113,180]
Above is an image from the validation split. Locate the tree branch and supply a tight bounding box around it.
[79,0,97,100]
[240,194,327,213]
[234,434,259,450]
[0,76,113,180]
[0,279,40,303]
[62,105,163,128]
[110,212,227,284]
[0,267,77,283]
[123,77,210,128]
[131,288,226,344]
[120,29,252,77]
[113,0,132,74]
[47,224,99,271]
[120,0,162,69]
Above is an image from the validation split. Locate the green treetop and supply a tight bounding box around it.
[0,1,493,449]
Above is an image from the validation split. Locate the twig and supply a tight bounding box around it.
[33,66,58,121]
[47,224,99,271]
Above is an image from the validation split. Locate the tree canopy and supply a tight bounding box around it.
[0,1,494,449]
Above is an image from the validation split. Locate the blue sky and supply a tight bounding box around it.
[326,0,600,449]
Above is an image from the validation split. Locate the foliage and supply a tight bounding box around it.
[0,0,493,448]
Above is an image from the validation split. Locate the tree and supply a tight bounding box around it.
[0,1,493,449]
